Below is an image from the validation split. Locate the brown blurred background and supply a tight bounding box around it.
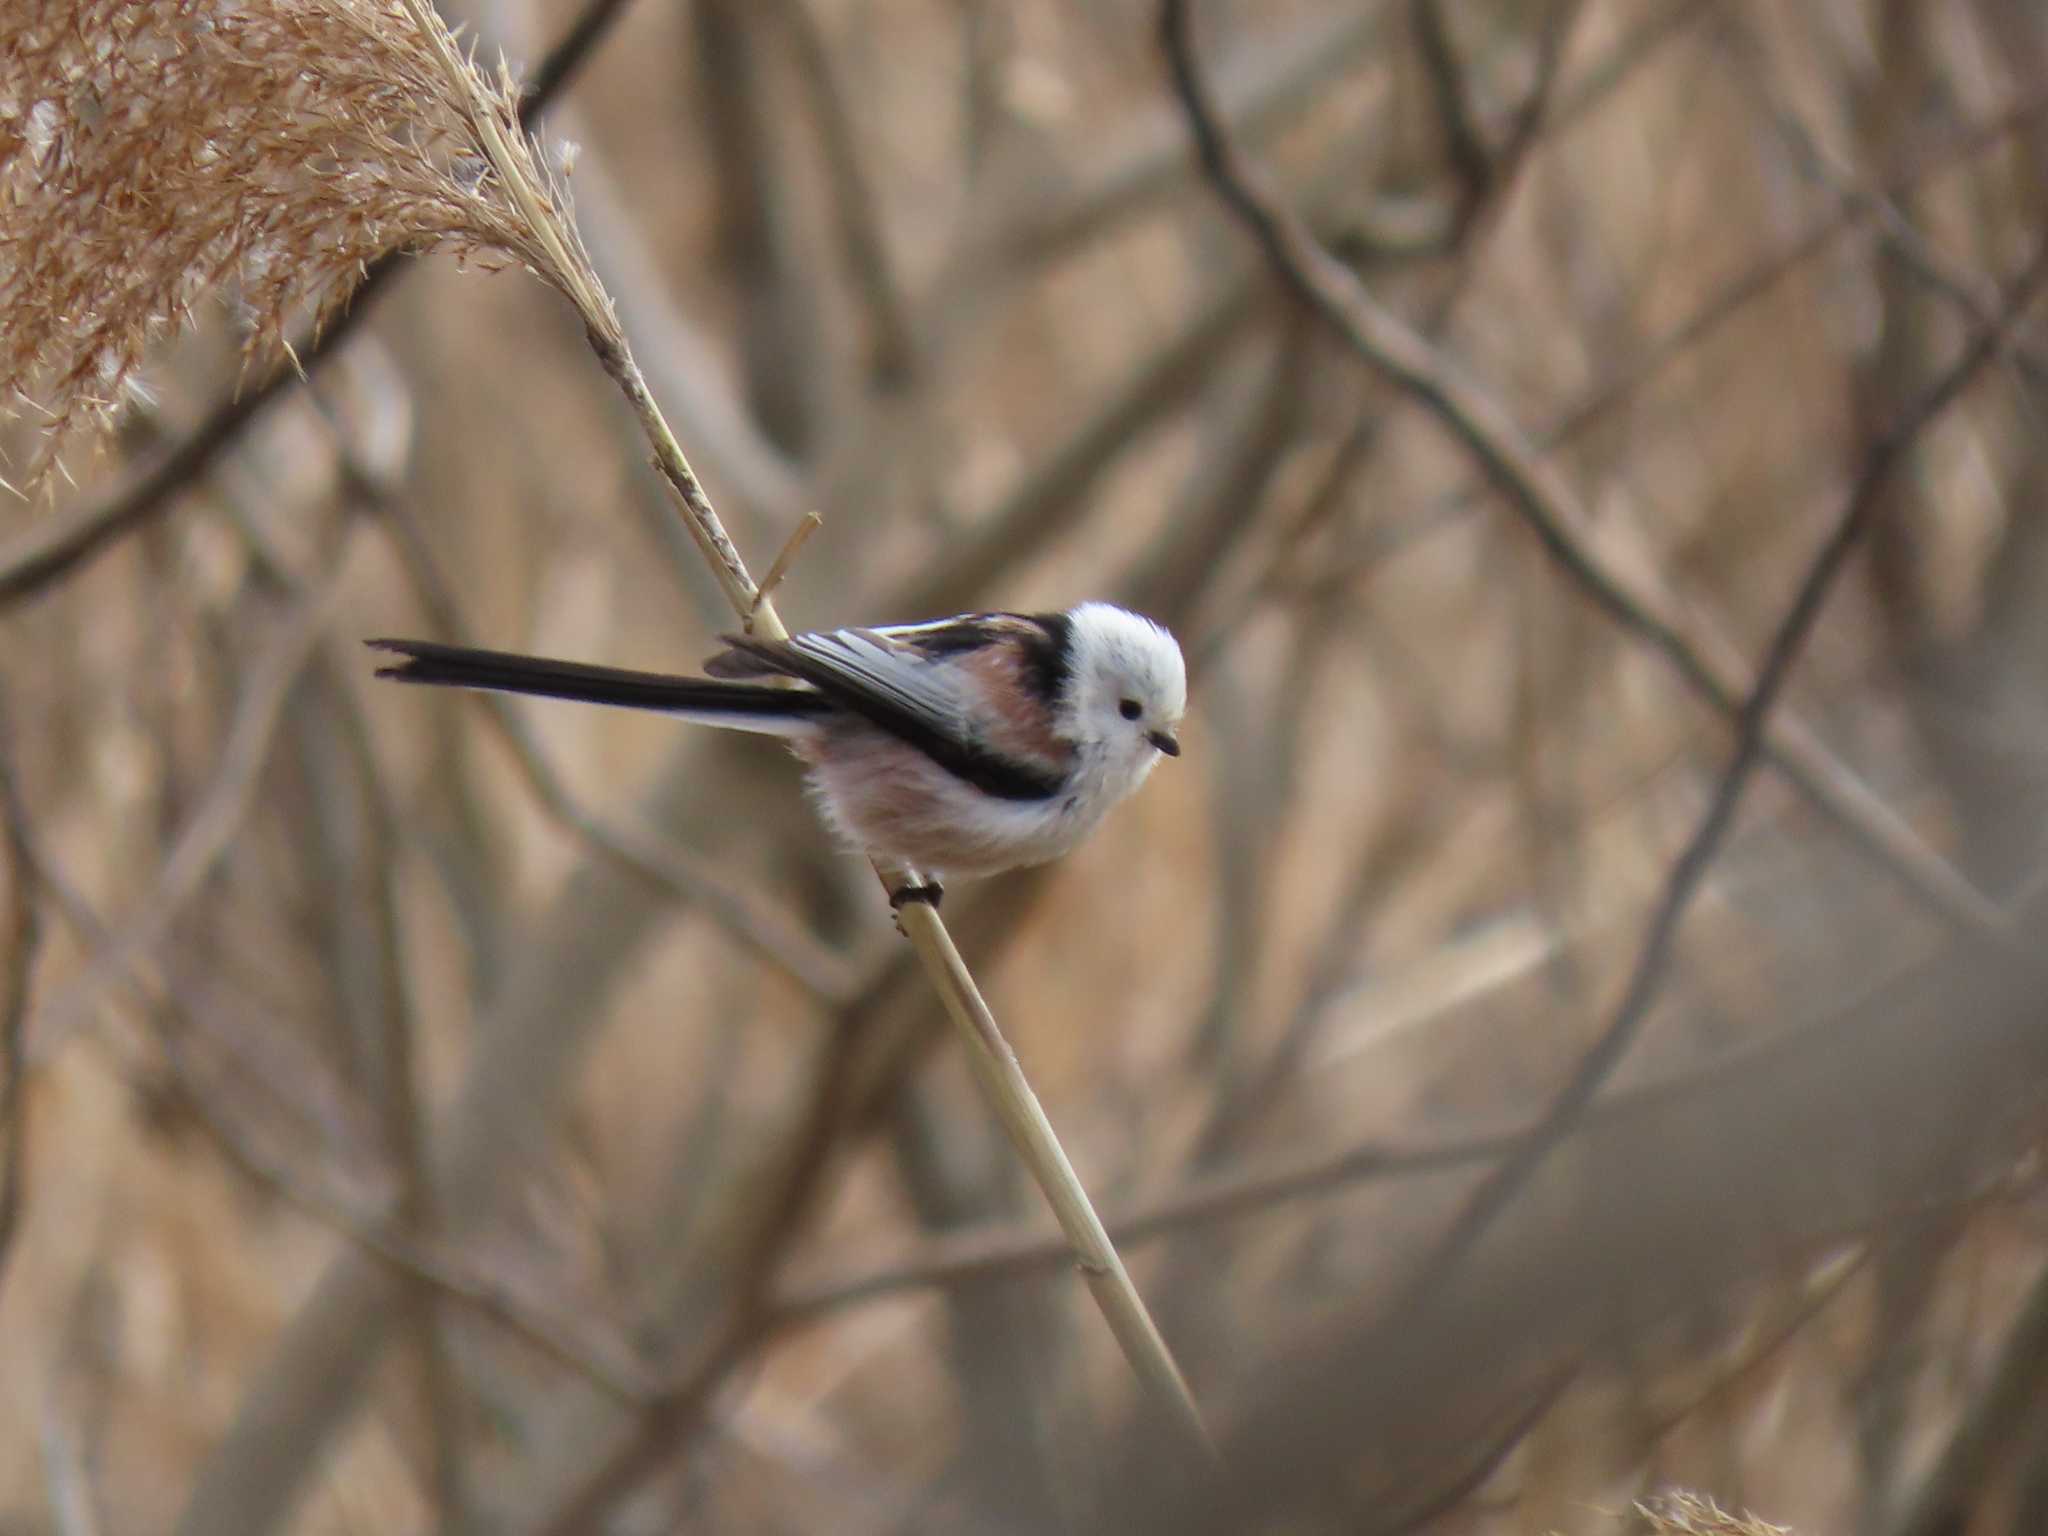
[5,1,2048,1532]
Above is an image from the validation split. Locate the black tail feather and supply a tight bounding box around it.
[366,638,828,721]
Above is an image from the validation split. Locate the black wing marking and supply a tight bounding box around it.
[877,611,1074,707]
[368,639,830,725]
[707,622,1065,800]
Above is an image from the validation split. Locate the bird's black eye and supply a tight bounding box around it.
[1118,698,1143,721]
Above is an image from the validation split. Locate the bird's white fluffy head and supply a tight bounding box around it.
[1056,603,1187,758]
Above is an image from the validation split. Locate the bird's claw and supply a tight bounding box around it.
[888,879,945,914]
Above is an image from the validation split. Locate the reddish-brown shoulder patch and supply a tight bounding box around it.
[957,640,1073,770]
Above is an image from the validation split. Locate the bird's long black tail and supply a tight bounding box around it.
[367,638,828,733]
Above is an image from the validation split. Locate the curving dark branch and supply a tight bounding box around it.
[1380,228,2048,1341]
[1159,0,2006,939]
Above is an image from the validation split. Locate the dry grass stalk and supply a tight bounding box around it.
[1633,1490,1793,1536]
[0,0,572,490]
[365,0,1217,1470]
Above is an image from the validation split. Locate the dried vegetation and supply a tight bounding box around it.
[1,0,564,487]
[3,1,2048,1534]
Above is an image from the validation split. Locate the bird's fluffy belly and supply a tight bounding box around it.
[800,727,1092,877]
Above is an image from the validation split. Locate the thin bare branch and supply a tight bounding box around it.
[38,1405,102,1536]
[0,695,40,1297]
[1410,0,1492,220]
[960,3,1395,280]
[771,0,918,383]
[325,659,469,1519]
[1644,1245,1874,1446]
[1887,1244,2048,1536]
[896,903,1217,1458]
[777,1123,1521,1323]
[1234,85,2048,638]
[22,839,657,1406]
[348,456,861,1002]
[1388,227,2048,1327]
[1372,1364,1580,1536]
[752,508,824,620]
[530,974,887,1535]
[32,529,362,1055]
[1160,0,2012,940]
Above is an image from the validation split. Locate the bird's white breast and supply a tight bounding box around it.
[801,727,1148,878]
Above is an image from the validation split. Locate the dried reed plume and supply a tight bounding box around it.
[0,0,597,489]
[1633,1491,1793,1536]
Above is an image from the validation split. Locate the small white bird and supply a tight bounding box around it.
[369,602,1186,905]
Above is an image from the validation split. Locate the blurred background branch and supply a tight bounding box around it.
[7,2,2048,1534]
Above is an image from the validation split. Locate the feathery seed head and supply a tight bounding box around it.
[0,0,599,490]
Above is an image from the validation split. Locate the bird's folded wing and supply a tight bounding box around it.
[708,627,1063,800]
[707,628,970,740]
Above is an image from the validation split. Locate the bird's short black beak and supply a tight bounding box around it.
[1147,729,1181,757]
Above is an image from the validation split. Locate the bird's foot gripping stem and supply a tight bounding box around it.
[888,878,945,913]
